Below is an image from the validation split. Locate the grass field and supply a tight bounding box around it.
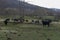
[0,16,60,40]
[0,22,60,40]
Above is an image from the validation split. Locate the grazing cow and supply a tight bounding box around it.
[19,18,24,23]
[13,19,18,22]
[42,19,52,27]
[13,17,24,23]
[4,18,10,25]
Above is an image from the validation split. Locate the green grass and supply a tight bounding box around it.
[0,23,60,40]
[0,16,60,40]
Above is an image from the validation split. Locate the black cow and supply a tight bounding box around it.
[42,19,52,27]
[4,18,10,25]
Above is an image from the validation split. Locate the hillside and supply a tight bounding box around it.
[0,0,60,17]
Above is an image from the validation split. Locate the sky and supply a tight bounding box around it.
[25,0,60,9]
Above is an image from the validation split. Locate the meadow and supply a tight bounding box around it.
[0,16,60,40]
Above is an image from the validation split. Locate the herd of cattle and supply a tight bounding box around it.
[4,18,52,27]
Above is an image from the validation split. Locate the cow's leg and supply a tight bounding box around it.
[4,21,7,25]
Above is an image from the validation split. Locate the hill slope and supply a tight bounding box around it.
[0,0,60,17]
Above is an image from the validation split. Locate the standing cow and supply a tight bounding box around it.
[42,19,52,27]
[13,17,24,23]
[4,18,10,25]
